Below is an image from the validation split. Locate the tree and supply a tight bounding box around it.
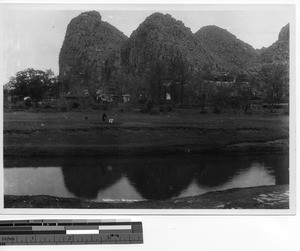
[187,72,207,109]
[259,62,289,109]
[43,69,60,100]
[149,60,167,103]
[7,68,58,105]
[247,69,261,96]
[192,65,215,111]
[108,71,148,103]
[168,55,190,105]
[233,73,253,112]
[210,85,232,113]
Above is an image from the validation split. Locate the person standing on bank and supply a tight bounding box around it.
[102,113,107,122]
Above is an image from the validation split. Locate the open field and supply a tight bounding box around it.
[4,109,289,156]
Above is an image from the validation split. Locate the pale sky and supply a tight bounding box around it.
[0,4,294,84]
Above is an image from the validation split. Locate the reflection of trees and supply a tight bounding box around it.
[23,153,288,202]
[258,154,289,185]
[273,154,289,185]
[194,155,245,187]
[194,153,289,189]
[61,158,123,199]
[126,157,195,200]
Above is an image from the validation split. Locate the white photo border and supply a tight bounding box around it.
[0,2,296,215]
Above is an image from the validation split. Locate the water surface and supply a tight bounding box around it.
[4,153,289,202]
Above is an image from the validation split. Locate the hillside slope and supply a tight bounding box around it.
[195,25,258,71]
[59,11,127,92]
[121,13,218,75]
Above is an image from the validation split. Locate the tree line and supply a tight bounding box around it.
[145,58,289,112]
[4,60,289,112]
[4,69,59,106]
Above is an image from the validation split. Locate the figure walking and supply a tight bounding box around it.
[102,113,107,122]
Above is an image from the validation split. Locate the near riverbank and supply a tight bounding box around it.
[5,185,289,209]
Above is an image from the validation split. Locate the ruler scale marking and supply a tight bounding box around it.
[0,220,143,245]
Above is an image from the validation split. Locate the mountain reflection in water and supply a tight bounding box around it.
[4,154,289,202]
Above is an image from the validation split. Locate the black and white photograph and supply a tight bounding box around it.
[1,4,294,210]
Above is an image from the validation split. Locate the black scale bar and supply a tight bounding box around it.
[0,234,143,245]
[0,220,143,245]
[0,231,67,235]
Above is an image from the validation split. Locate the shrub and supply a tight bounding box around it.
[146,102,153,111]
[24,99,32,108]
[140,107,148,113]
[90,102,102,110]
[159,105,173,113]
[42,103,52,109]
[72,102,79,109]
[213,107,222,114]
[149,110,160,115]
[166,105,173,112]
[13,101,25,108]
[118,103,133,113]
[140,101,154,113]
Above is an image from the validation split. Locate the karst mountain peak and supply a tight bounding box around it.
[59,10,289,89]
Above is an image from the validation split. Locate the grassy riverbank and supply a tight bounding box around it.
[4,185,289,209]
[4,109,289,156]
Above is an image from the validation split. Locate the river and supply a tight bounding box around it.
[4,153,289,202]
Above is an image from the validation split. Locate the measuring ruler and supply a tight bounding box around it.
[0,219,143,245]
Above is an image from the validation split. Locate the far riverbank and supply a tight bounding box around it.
[3,110,289,157]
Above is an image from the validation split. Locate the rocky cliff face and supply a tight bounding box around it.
[59,11,289,92]
[257,24,289,64]
[59,11,127,93]
[121,13,217,76]
[195,25,258,71]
